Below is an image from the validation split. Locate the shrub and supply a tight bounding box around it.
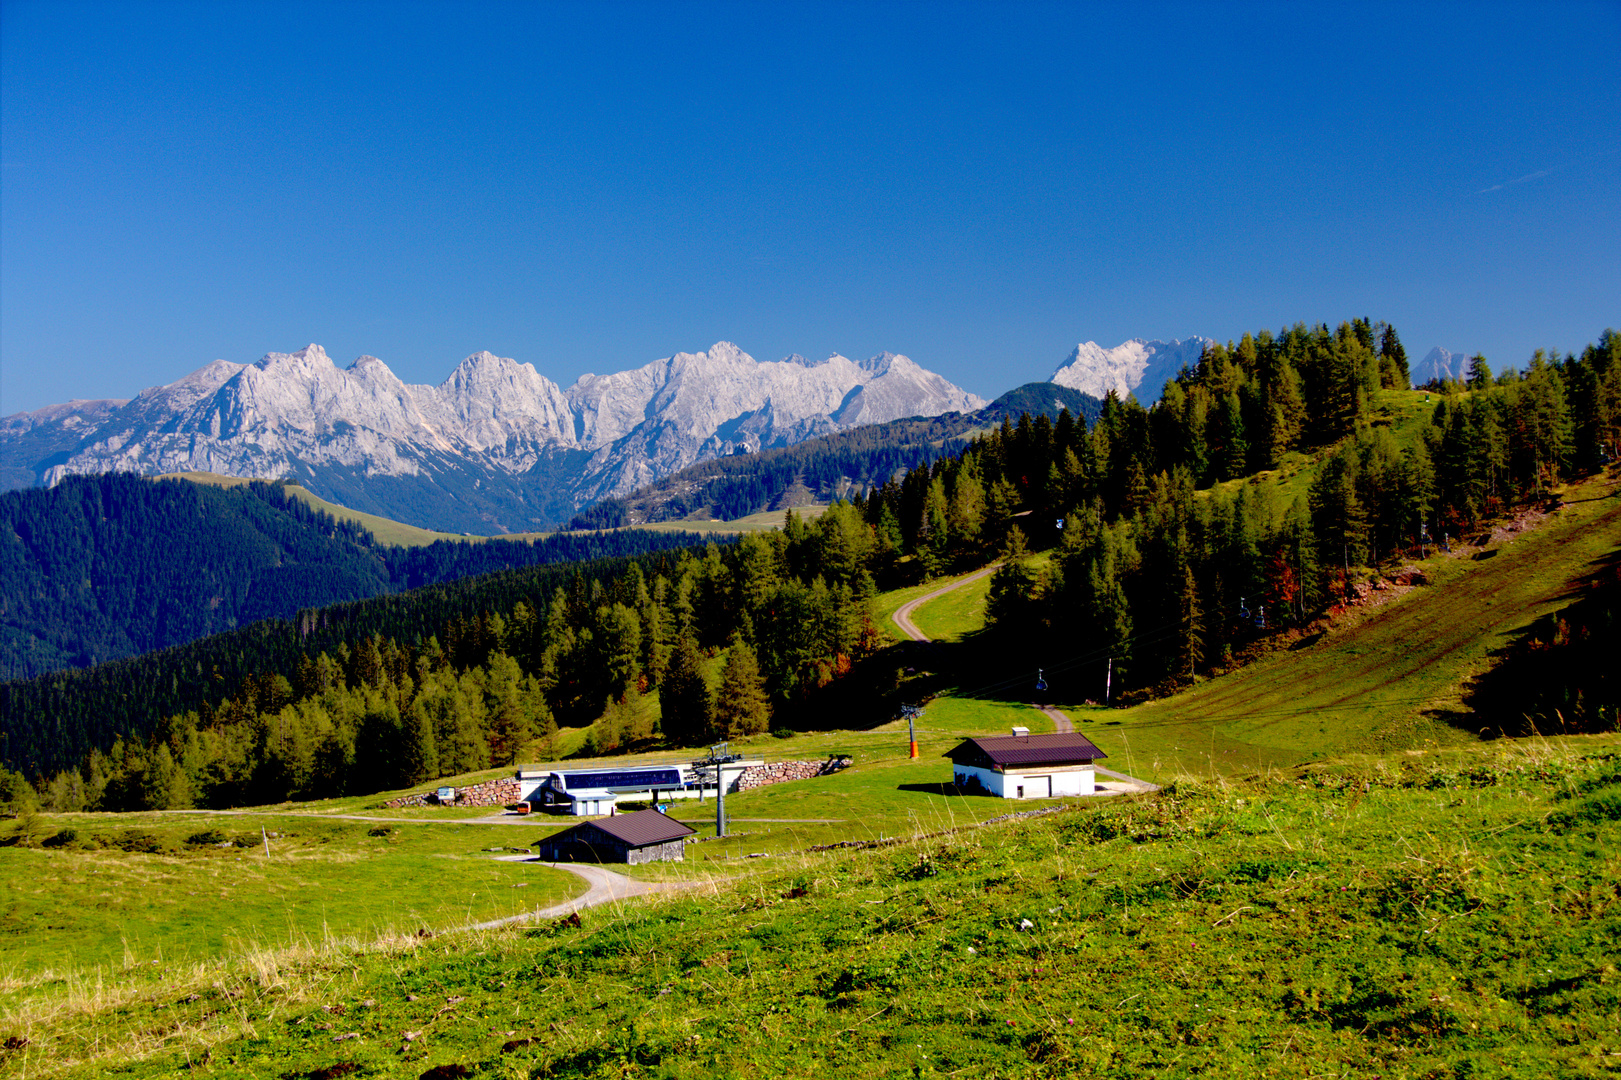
[115,831,166,853]
[42,827,78,848]
[185,829,229,846]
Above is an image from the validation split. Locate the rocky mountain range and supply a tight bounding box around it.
[1,342,984,533]
[1047,337,1213,405]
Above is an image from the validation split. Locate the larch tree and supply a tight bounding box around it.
[660,634,713,747]
[713,635,770,738]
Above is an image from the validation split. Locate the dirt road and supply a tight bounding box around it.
[468,858,715,931]
[891,565,1077,733]
[890,564,1001,642]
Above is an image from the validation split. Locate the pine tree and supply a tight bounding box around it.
[713,636,770,738]
[1177,564,1205,681]
[660,634,712,747]
[401,705,439,784]
[1379,324,1410,388]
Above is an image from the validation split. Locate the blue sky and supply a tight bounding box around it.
[2,0,1617,414]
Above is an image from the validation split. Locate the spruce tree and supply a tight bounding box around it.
[713,636,770,738]
[660,634,713,747]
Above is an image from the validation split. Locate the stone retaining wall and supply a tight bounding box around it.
[735,756,853,792]
[384,777,521,809]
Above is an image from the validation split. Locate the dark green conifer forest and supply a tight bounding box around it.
[0,474,709,681]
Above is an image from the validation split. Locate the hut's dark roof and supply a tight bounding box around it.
[580,809,696,847]
[945,732,1107,767]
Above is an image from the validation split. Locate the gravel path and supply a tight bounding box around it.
[1036,704,1076,734]
[465,859,711,931]
[889,564,1001,643]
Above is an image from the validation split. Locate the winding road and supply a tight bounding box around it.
[467,859,713,931]
[889,563,1001,643]
[889,564,1076,734]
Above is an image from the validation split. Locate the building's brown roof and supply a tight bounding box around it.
[945,731,1107,768]
[581,809,696,847]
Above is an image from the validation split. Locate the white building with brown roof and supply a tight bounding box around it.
[944,727,1107,799]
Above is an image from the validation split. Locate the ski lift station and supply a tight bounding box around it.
[945,727,1108,799]
[515,756,761,816]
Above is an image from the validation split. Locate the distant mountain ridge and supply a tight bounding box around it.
[1412,346,1479,386]
[1049,337,1213,405]
[571,381,1103,529]
[1,342,985,533]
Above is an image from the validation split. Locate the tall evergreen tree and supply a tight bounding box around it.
[713,636,771,738]
[659,634,712,747]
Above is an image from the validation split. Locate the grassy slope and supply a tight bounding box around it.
[19,402,1615,1074]
[160,472,468,547]
[0,817,584,977]
[169,471,814,546]
[15,739,1620,1078]
[909,572,992,641]
[1054,472,1621,782]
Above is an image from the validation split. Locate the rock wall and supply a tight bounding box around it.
[384,777,521,809]
[735,756,853,792]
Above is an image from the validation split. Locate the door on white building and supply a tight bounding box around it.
[1029,776,1052,799]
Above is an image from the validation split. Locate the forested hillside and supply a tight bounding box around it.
[0,474,712,681]
[569,383,1103,529]
[5,321,1615,814]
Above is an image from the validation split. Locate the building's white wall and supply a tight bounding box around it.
[1049,767,1096,796]
[954,764,1095,799]
[954,765,1006,796]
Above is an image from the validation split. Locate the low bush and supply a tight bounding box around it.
[114,831,166,853]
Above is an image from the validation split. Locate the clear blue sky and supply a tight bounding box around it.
[3,0,1617,414]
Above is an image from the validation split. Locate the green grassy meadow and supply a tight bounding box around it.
[169,470,822,545]
[163,472,472,547]
[910,572,994,643]
[0,817,585,980]
[9,739,1618,1078]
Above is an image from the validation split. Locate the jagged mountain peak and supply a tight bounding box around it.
[1050,336,1213,406]
[1413,346,1477,385]
[442,350,545,380]
[255,343,334,373]
[8,337,984,531]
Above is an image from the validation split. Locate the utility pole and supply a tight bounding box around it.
[716,764,726,838]
[710,741,729,838]
[1105,657,1113,704]
[902,704,922,759]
